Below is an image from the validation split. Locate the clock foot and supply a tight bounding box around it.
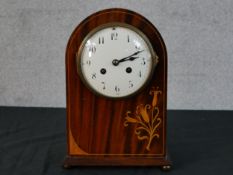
[161,165,172,171]
[63,163,71,169]
[160,151,172,171]
[63,158,72,169]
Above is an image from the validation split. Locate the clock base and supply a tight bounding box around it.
[63,153,172,169]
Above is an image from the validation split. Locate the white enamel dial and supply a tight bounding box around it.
[78,24,157,98]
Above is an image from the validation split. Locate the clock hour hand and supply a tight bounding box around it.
[112,50,144,66]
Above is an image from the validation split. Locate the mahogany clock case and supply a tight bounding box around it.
[64,8,171,168]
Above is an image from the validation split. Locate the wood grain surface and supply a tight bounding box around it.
[65,8,170,166]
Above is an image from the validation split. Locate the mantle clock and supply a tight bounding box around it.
[64,8,172,170]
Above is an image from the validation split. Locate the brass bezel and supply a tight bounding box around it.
[76,22,159,99]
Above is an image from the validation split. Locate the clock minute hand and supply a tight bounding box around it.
[126,50,144,58]
[119,50,144,62]
[112,50,144,66]
[118,56,139,63]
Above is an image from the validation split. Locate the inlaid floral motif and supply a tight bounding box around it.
[124,87,162,151]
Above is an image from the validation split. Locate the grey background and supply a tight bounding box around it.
[0,0,232,110]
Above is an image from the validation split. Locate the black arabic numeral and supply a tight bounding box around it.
[135,44,140,50]
[139,71,142,77]
[101,82,106,90]
[115,86,120,92]
[111,32,118,40]
[89,45,96,53]
[129,81,133,88]
[141,58,146,65]
[98,37,104,44]
[92,73,96,79]
[86,60,91,66]
[127,35,130,42]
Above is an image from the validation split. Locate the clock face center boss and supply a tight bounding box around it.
[77,25,158,98]
[64,8,171,168]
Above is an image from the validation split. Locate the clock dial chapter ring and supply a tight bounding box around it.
[76,23,159,99]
